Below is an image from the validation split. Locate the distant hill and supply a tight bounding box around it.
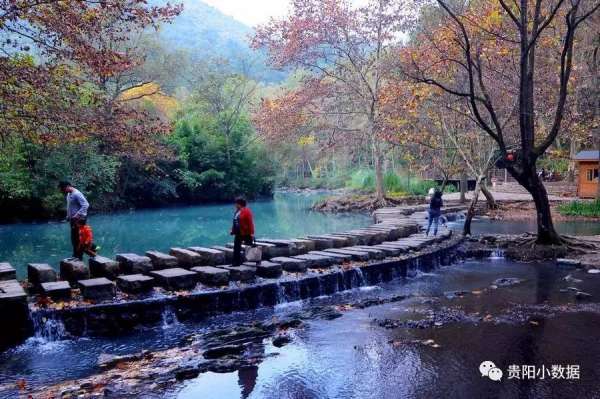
[151,0,286,83]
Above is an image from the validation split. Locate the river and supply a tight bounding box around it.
[0,192,372,279]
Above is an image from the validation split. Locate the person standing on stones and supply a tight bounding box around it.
[58,181,90,259]
[231,197,255,266]
[426,189,443,236]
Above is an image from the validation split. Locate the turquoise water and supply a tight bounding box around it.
[0,192,371,279]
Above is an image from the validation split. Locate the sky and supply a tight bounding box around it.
[203,0,291,27]
[203,0,369,27]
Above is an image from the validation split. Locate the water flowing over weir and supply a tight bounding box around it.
[4,203,467,347]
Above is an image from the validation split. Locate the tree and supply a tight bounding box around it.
[403,0,600,244]
[252,0,414,202]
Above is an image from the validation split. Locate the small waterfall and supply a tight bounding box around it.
[31,312,68,342]
[489,248,505,260]
[276,282,287,304]
[161,307,180,329]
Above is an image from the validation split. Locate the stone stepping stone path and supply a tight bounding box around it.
[78,278,115,301]
[269,257,308,272]
[41,281,71,300]
[89,256,121,280]
[145,251,179,270]
[217,265,255,282]
[116,253,153,274]
[0,263,16,281]
[117,274,155,294]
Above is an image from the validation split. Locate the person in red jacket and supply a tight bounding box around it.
[231,197,255,266]
[75,218,98,259]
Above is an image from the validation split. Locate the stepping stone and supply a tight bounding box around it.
[290,239,316,253]
[150,268,197,291]
[368,245,404,256]
[303,237,334,251]
[270,257,308,272]
[323,249,370,262]
[116,253,153,274]
[247,242,275,259]
[170,248,202,268]
[116,274,155,293]
[346,246,386,260]
[78,278,116,301]
[0,263,16,281]
[255,242,290,258]
[307,235,348,248]
[0,279,27,302]
[330,234,359,246]
[334,233,370,245]
[40,281,72,300]
[27,263,57,287]
[261,239,305,256]
[310,250,352,262]
[188,247,226,266]
[244,261,282,279]
[211,246,234,263]
[293,254,335,268]
[89,256,121,280]
[191,266,230,286]
[217,265,255,282]
[145,251,179,270]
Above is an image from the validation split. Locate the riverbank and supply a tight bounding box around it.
[312,193,427,213]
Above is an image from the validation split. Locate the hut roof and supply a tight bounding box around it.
[574,151,600,161]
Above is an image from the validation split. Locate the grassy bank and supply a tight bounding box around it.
[557,200,600,217]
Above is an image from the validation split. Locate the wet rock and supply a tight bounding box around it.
[169,248,202,268]
[217,265,255,282]
[244,261,282,279]
[444,290,470,299]
[270,257,308,272]
[272,334,292,347]
[492,277,524,287]
[174,366,200,381]
[98,350,153,370]
[203,344,245,359]
[564,274,583,284]
[588,269,600,274]
[575,291,593,300]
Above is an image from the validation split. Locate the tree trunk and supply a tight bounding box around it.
[480,183,497,209]
[459,171,467,203]
[463,176,483,236]
[374,152,385,200]
[512,165,562,245]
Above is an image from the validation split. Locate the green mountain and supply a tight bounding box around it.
[153,0,285,82]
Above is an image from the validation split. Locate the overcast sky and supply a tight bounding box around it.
[203,0,368,27]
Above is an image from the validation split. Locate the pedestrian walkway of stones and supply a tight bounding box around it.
[0,204,466,348]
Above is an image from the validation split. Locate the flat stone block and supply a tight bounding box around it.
[0,263,16,281]
[169,248,202,268]
[41,281,72,300]
[293,254,335,268]
[78,278,116,301]
[323,249,370,262]
[188,247,226,266]
[89,256,121,280]
[270,257,308,273]
[145,251,179,270]
[330,234,359,246]
[334,233,370,246]
[255,242,290,258]
[308,235,347,248]
[0,280,27,302]
[117,274,155,293]
[27,263,57,286]
[217,265,255,282]
[60,258,90,283]
[369,245,404,256]
[211,246,234,263]
[150,268,197,291]
[290,239,316,253]
[244,261,282,279]
[304,237,334,251]
[310,250,352,262]
[116,253,153,274]
[191,266,230,286]
[346,246,386,260]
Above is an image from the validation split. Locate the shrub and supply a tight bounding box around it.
[346,169,451,196]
